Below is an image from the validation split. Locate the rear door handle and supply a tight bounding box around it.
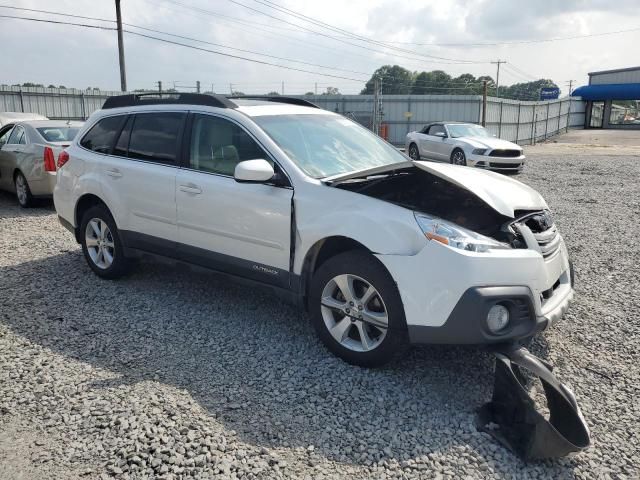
[105,168,122,178]
[179,183,202,195]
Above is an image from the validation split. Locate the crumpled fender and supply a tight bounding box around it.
[476,345,591,460]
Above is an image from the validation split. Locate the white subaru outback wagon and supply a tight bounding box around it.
[54,93,574,367]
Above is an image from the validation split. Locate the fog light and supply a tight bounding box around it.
[487,304,510,333]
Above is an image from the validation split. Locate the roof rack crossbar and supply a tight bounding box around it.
[229,95,320,109]
[102,92,237,110]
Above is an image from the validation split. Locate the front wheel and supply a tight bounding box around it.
[408,143,420,160]
[310,251,408,367]
[450,148,467,166]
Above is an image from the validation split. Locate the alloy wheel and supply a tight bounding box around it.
[452,150,466,165]
[85,218,115,269]
[15,175,28,205]
[409,144,419,160]
[320,274,388,352]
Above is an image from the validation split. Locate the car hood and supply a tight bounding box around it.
[325,160,547,218]
[413,161,546,217]
[459,136,522,150]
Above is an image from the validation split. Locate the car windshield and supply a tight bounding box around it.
[253,114,406,178]
[446,124,489,138]
[37,127,79,142]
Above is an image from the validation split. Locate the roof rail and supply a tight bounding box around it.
[102,92,236,110]
[229,95,320,109]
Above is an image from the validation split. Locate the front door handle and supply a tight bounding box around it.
[105,168,122,178]
[179,183,202,195]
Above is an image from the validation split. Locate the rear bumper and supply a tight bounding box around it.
[29,171,57,197]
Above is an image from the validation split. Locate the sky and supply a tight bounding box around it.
[1,0,638,96]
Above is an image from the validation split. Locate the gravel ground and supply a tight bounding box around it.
[1,143,639,479]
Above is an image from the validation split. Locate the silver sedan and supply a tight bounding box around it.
[0,120,83,207]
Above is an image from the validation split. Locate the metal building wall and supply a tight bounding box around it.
[589,68,640,85]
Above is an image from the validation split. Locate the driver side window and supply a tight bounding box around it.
[428,125,445,136]
[189,114,271,176]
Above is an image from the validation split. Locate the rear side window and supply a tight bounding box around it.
[7,126,27,145]
[80,116,126,153]
[113,116,133,157]
[127,113,185,164]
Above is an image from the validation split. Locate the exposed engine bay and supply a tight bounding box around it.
[334,167,541,243]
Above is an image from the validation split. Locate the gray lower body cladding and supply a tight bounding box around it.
[407,286,547,344]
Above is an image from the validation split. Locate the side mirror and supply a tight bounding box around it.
[234,159,275,183]
[434,132,447,138]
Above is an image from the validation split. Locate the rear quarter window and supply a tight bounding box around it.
[80,116,126,154]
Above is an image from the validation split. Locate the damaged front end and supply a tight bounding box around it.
[478,345,590,460]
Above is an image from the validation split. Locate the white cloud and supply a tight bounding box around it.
[1,0,638,95]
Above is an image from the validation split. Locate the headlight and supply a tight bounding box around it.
[414,213,510,253]
[471,148,487,155]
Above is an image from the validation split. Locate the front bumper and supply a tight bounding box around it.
[467,153,525,171]
[376,238,573,345]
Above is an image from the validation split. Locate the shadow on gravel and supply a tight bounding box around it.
[0,251,572,474]
[0,191,54,219]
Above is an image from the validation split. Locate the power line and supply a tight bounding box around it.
[124,30,368,82]
[381,26,640,46]
[0,4,114,23]
[165,0,485,64]
[239,0,488,64]
[0,14,116,31]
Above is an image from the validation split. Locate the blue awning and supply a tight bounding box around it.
[571,83,640,100]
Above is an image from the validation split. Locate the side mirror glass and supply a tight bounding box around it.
[435,132,447,138]
[234,159,275,183]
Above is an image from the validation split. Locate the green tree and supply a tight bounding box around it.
[361,65,413,94]
[267,91,280,95]
[501,79,558,101]
[304,91,314,96]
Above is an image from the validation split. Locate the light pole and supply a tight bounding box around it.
[115,0,127,92]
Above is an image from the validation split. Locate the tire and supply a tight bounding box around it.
[450,148,467,166]
[14,171,34,208]
[408,143,420,160]
[310,250,408,368]
[79,204,131,279]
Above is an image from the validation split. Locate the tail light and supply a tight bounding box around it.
[57,150,70,169]
[44,146,56,172]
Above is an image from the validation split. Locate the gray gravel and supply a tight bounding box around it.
[1,141,639,479]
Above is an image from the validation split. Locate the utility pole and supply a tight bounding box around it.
[157,81,162,95]
[281,81,284,95]
[115,0,127,92]
[229,83,233,95]
[314,82,318,95]
[196,81,201,93]
[491,59,506,98]
[481,80,488,127]
[565,79,575,96]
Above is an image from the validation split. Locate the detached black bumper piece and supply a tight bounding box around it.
[476,345,590,460]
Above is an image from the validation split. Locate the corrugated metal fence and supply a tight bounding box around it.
[0,86,585,146]
[301,94,586,145]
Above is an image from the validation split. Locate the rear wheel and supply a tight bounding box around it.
[408,143,420,160]
[80,205,130,279]
[310,251,408,367]
[450,148,467,166]
[14,172,33,208]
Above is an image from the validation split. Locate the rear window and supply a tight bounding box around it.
[80,116,126,154]
[127,113,185,163]
[37,127,79,142]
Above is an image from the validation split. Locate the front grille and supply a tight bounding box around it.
[489,162,521,168]
[489,149,521,158]
[510,211,561,258]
